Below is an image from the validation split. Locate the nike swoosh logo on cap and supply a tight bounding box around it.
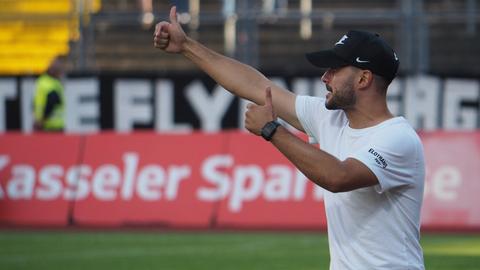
[355,57,370,63]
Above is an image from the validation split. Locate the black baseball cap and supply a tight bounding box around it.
[306,30,399,82]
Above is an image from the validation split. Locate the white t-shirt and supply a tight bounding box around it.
[296,95,425,270]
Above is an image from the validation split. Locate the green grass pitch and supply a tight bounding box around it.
[1,230,479,270]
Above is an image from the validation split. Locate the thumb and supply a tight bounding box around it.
[265,87,273,107]
[170,6,178,24]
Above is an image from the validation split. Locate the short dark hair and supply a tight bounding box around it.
[373,74,390,93]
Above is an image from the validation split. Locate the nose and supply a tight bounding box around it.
[321,68,333,83]
[321,72,328,83]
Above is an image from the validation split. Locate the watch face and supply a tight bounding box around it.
[261,121,280,141]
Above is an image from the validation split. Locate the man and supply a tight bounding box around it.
[33,56,66,131]
[154,6,425,270]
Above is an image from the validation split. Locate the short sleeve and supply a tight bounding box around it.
[295,95,325,142]
[349,128,423,193]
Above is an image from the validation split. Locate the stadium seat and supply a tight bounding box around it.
[0,0,101,75]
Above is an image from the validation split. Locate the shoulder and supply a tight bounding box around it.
[371,117,422,155]
[36,74,53,87]
[296,95,324,109]
[295,95,325,124]
[37,74,61,92]
[295,95,347,129]
[296,95,345,120]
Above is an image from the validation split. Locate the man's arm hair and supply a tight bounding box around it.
[181,37,303,131]
[154,6,303,131]
[271,126,379,192]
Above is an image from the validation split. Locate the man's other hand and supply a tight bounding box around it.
[245,87,277,136]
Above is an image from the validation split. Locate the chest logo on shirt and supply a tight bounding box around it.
[368,148,388,168]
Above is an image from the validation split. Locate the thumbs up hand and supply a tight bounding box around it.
[245,87,278,136]
[153,6,187,53]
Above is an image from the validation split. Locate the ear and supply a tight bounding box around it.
[357,70,373,89]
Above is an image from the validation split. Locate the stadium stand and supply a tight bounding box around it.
[0,0,478,76]
[89,0,223,72]
[85,0,399,73]
[0,0,100,74]
[86,0,479,76]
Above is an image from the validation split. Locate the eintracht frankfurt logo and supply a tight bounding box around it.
[335,35,348,45]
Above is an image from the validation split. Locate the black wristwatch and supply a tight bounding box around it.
[261,120,281,141]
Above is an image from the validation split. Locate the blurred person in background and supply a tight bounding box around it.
[33,55,66,132]
[139,0,154,29]
[154,6,425,270]
[139,0,190,29]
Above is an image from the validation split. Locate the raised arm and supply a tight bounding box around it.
[154,6,303,131]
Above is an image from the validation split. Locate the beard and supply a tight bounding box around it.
[325,80,356,110]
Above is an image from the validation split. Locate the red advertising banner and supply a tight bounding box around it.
[72,132,227,228]
[419,131,480,230]
[0,133,82,226]
[1,131,479,230]
[215,132,327,229]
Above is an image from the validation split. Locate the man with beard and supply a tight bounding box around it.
[154,6,425,270]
